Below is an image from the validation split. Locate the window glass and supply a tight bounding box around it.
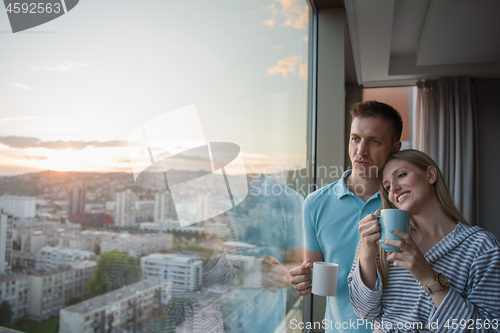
[1,1,310,332]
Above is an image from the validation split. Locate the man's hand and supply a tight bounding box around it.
[261,256,289,292]
[289,259,313,296]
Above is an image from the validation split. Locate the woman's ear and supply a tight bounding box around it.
[427,166,437,184]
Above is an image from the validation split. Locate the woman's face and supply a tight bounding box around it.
[382,159,436,214]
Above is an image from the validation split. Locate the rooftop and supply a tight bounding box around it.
[0,273,29,283]
[71,260,97,270]
[61,278,167,314]
[30,266,73,277]
[142,253,201,264]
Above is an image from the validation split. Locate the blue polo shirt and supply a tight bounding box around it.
[304,170,381,332]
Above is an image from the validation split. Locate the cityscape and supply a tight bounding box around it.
[0,169,307,333]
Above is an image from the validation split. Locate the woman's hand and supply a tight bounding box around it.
[358,210,381,289]
[358,210,381,260]
[382,229,436,285]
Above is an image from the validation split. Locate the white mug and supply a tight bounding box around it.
[311,261,338,296]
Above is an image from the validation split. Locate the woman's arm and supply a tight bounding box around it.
[348,211,384,320]
[385,230,500,332]
[347,259,383,320]
[427,247,500,333]
[357,211,381,288]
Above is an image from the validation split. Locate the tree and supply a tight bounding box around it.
[0,300,13,326]
[85,250,142,297]
[68,296,82,306]
[147,297,195,333]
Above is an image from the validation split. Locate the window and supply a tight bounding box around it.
[3,0,311,332]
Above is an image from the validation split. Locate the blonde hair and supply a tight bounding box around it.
[376,149,468,283]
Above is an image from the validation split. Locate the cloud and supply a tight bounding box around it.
[270,0,308,30]
[13,83,32,91]
[0,136,127,150]
[299,63,308,80]
[283,7,308,29]
[271,44,283,50]
[32,62,88,72]
[262,18,276,27]
[267,55,303,78]
[22,155,48,160]
[1,116,43,122]
[0,115,70,122]
[302,35,308,42]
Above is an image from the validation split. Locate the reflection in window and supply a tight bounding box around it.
[2,0,310,332]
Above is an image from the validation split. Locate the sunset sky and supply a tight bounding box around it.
[0,0,309,176]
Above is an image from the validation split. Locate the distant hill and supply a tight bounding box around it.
[0,170,260,203]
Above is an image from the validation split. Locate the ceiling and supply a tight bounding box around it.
[343,0,500,87]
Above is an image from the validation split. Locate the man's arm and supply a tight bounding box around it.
[289,250,324,296]
[261,247,306,291]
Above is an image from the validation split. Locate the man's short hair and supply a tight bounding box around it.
[350,101,403,144]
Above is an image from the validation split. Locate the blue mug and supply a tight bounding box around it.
[377,209,410,253]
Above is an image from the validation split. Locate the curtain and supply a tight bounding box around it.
[414,77,478,225]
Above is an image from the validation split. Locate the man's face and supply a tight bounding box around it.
[349,116,400,180]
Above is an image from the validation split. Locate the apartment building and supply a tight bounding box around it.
[140,219,229,237]
[28,260,97,321]
[35,246,95,270]
[68,183,86,223]
[59,230,114,252]
[153,191,176,222]
[12,220,81,255]
[100,233,173,258]
[59,278,171,333]
[115,190,137,227]
[135,200,155,222]
[0,274,29,320]
[0,196,36,219]
[141,254,202,292]
[0,210,13,275]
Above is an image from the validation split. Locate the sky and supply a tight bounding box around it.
[0,0,309,176]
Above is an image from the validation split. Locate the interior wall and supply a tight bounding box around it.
[474,78,500,239]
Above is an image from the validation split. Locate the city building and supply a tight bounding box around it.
[68,183,87,223]
[0,273,29,320]
[35,246,95,271]
[70,212,112,227]
[105,201,116,223]
[100,233,173,258]
[115,190,137,227]
[12,220,81,255]
[59,230,115,253]
[153,191,176,222]
[59,278,171,333]
[135,200,155,222]
[28,261,97,321]
[0,196,36,219]
[140,219,230,237]
[0,210,13,275]
[141,254,203,292]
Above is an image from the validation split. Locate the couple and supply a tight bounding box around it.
[289,101,500,332]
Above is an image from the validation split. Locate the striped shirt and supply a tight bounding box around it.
[348,223,500,332]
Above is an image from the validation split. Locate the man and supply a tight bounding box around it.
[221,173,305,332]
[289,101,403,332]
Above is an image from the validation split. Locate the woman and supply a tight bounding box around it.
[348,149,500,332]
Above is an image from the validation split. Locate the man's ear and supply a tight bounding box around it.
[392,140,402,152]
[427,166,437,184]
